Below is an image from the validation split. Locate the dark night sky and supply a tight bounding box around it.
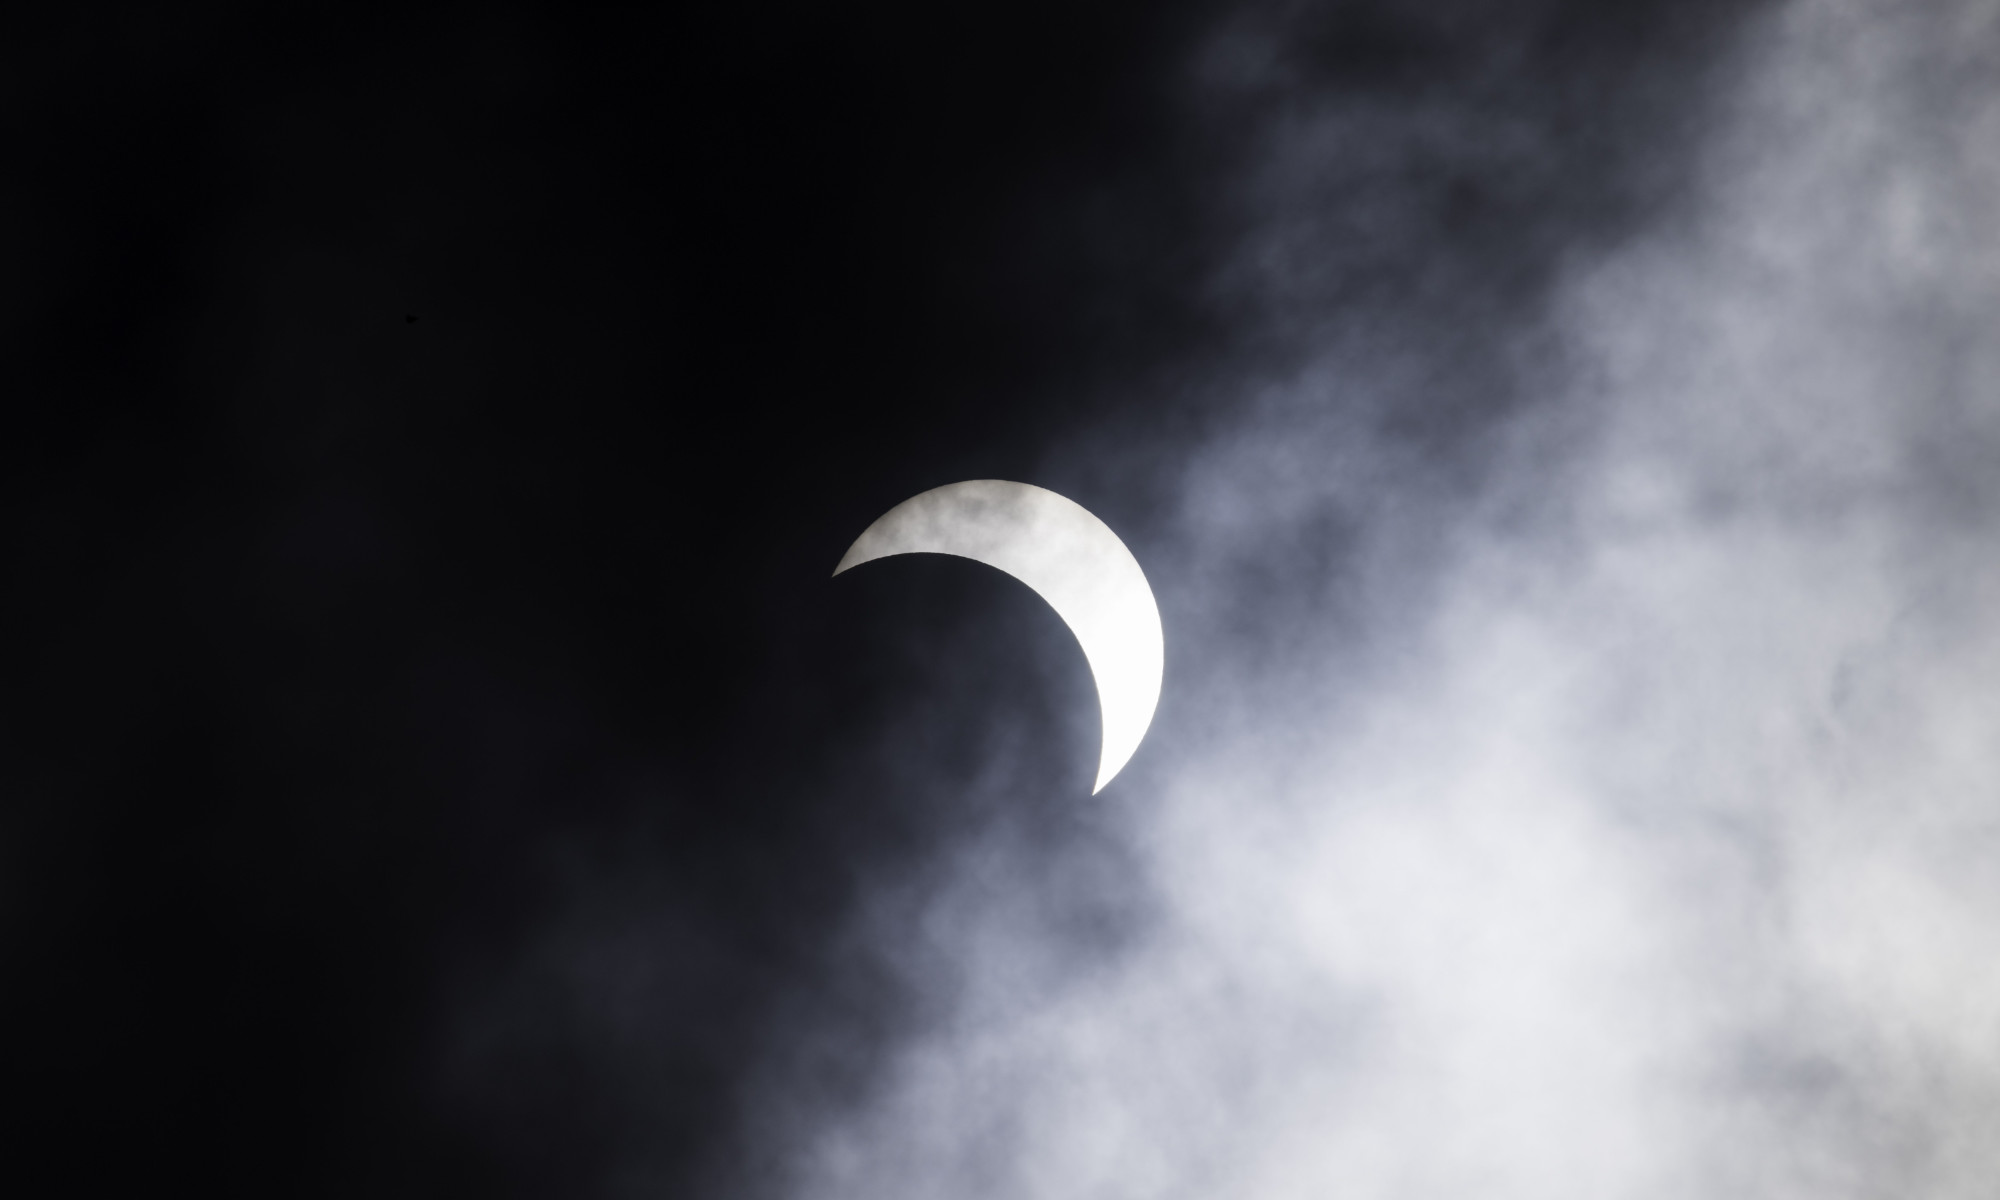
[23,3,1995,1198]
[9,8,1211,1190]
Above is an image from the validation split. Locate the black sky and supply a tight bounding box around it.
[6,3,1761,1195]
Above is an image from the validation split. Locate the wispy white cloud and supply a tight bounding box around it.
[767,1,2000,1195]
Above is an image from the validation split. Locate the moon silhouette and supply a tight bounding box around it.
[834,480,1163,793]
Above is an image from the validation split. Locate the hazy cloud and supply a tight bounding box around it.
[761,1,2000,1197]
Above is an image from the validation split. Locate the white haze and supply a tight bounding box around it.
[770,1,2000,1196]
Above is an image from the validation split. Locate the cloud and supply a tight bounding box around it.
[756,1,2000,1196]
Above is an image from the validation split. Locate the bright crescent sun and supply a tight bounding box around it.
[834,480,1164,793]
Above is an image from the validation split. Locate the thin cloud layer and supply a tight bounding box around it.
[766,1,2000,1197]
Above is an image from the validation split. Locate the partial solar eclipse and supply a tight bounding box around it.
[835,480,1163,793]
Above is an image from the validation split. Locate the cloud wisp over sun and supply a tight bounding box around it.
[764,2,2000,1197]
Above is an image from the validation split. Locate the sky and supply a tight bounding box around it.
[8,2,1999,1197]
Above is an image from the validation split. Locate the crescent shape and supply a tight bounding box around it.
[833,480,1163,793]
